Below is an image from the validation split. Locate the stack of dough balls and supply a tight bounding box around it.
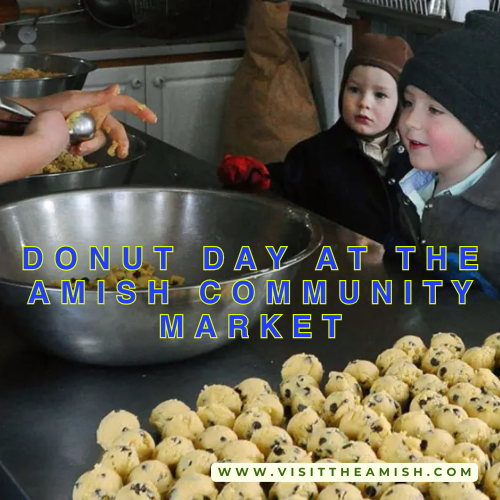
[72,332,500,499]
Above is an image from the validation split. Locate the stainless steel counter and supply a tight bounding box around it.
[0,128,499,499]
[0,21,245,61]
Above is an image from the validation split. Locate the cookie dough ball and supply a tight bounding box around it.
[454,418,492,449]
[153,436,195,469]
[358,415,392,452]
[393,411,434,439]
[447,382,483,407]
[269,481,319,500]
[196,384,242,416]
[168,473,218,500]
[218,482,266,500]
[409,390,448,416]
[468,490,491,500]
[363,391,402,424]
[421,347,455,375]
[307,427,350,459]
[234,378,273,404]
[344,360,380,391]
[431,404,468,434]
[393,335,427,364]
[149,400,190,433]
[282,353,324,383]
[376,348,411,374]
[428,482,476,500]
[160,411,205,442]
[410,456,445,496]
[267,444,312,463]
[483,462,500,500]
[218,439,264,463]
[485,432,500,462]
[115,481,160,500]
[280,374,319,406]
[176,450,217,477]
[437,359,475,386]
[97,410,141,450]
[100,445,141,480]
[370,376,410,407]
[385,360,423,387]
[333,441,378,463]
[111,429,155,462]
[430,332,465,358]
[315,458,339,489]
[128,461,173,497]
[465,394,500,429]
[339,407,378,441]
[471,368,500,397]
[197,403,236,428]
[318,483,362,500]
[462,346,496,371]
[356,474,394,500]
[291,386,326,415]
[73,464,123,500]
[251,426,293,457]
[196,425,238,455]
[321,391,360,427]
[377,432,422,463]
[445,442,490,481]
[233,407,273,440]
[325,371,363,399]
[412,374,448,396]
[484,333,500,363]
[244,393,284,426]
[287,408,326,448]
[380,484,423,500]
[419,428,455,459]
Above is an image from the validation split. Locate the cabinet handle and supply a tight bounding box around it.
[153,76,166,88]
[130,78,143,89]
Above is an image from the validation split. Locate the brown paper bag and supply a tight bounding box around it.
[220,0,321,164]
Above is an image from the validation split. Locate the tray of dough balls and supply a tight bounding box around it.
[72,332,500,500]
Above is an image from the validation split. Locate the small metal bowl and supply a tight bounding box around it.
[0,52,97,98]
[0,187,323,366]
[0,132,148,205]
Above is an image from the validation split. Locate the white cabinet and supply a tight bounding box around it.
[288,11,352,129]
[145,58,242,166]
[83,65,148,133]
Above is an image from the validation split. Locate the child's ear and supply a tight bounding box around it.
[475,139,485,150]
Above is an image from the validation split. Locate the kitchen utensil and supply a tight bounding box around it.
[0,52,97,98]
[0,187,323,366]
[0,132,147,205]
[81,0,135,29]
[0,96,96,145]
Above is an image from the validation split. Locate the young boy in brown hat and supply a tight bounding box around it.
[218,33,413,244]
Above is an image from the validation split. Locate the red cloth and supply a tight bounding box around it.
[218,154,271,191]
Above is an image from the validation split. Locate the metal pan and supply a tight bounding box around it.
[81,0,135,29]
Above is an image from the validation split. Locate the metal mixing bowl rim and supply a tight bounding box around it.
[23,132,148,179]
[0,186,324,292]
[0,53,98,82]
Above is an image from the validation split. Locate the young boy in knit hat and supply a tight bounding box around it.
[218,33,413,244]
[396,10,500,296]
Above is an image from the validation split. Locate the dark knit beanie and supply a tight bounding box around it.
[398,10,500,156]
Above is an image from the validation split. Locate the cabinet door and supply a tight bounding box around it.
[83,66,147,132]
[288,11,353,129]
[145,58,242,166]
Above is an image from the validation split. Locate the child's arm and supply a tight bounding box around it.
[0,110,69,184]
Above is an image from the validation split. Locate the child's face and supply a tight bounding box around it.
[399,85,485,174]
[342,65,398,137]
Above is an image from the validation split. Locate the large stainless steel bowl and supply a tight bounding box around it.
[0,53,97,98]
[0,187,323,366]
[0,132,148,205]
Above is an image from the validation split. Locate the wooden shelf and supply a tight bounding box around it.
[344,0,463,33]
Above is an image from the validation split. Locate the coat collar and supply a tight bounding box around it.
[461,151,500,210]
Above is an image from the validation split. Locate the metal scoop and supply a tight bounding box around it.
[0,97,96,145]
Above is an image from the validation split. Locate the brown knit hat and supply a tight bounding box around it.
[339,33,413,111]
